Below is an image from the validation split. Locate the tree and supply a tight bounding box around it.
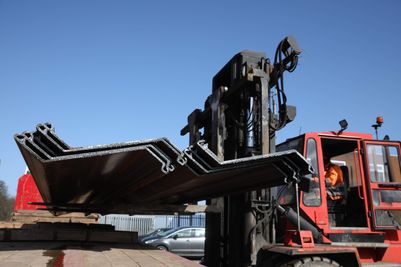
[0,180,14,221]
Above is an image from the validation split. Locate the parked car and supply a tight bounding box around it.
[143,227,205,258]
[138,228,171,243]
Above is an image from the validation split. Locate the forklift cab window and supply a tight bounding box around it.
[367,144,401,183]
[303,138,321,206]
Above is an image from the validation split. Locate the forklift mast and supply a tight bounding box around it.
[181,36,302,267]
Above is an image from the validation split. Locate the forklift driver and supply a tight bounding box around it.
[325,163,344,200]
[325,163,346,226]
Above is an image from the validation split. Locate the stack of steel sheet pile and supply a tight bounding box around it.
[15,123,313,214]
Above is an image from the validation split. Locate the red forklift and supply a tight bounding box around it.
[181,37,401,266]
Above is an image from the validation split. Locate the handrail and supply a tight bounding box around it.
[354,148,364,200]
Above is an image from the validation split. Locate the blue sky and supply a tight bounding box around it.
[1,1,400,196]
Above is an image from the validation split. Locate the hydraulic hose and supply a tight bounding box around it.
[276,204,323,243]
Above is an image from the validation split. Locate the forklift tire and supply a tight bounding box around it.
[280,257,341,267]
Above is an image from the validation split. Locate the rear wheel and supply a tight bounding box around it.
[280,257,341,267]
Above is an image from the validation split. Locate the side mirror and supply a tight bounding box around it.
[172,234,178,240]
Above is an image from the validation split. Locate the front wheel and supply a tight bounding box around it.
[156,245,168,251]
[280,257,341,267]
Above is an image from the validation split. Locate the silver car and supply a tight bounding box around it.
[143,227,205,258]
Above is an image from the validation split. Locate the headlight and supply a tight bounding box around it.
[144,239,154,244]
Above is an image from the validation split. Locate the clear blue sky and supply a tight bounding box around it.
[1,1,400,196]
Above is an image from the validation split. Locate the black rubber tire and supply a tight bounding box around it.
[280,257,341,267]
[156,245,169,251]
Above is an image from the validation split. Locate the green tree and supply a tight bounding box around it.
[0,180,14,221]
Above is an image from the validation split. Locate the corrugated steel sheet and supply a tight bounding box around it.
[15,123,313,213]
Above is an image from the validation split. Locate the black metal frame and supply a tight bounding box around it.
[181,37,302,266]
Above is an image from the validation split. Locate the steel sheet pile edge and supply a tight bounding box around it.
[15,123,313,213]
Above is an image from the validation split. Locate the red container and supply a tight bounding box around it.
[15,173,45,210]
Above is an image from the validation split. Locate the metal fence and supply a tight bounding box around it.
[162,214,205,228]
[99,215,154,235]
[100,214,205,235]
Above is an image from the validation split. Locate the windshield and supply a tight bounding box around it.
[149,228,170,236]
[159,228,180,237]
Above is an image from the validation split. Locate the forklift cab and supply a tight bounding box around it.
[277,131,401,235]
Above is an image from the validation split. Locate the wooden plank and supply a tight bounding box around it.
[1,222,136,243]
[0,222,25,229]
[89,230,138,243]
[12,216,98,224]
[56,229,87,241]
[13,210,99,218]
[11,210,100,225]
[10,229,54,241]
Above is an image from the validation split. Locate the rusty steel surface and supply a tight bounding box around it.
[15,124,313,214]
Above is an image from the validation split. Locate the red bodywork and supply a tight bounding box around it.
[294,131,401,264]
[14,173,45,210]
